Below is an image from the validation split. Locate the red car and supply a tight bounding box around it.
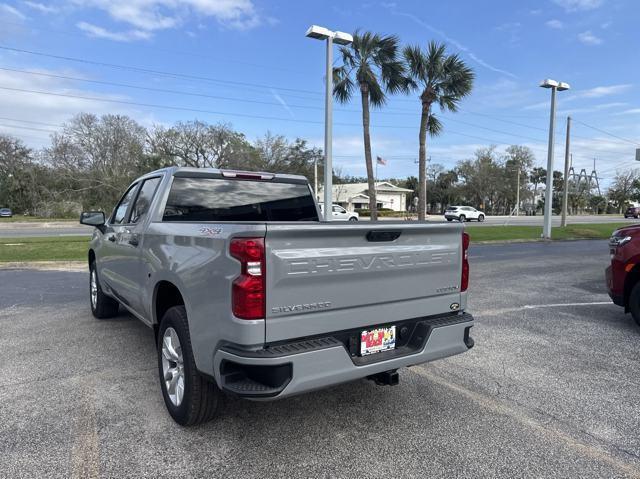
[606,225,640,326]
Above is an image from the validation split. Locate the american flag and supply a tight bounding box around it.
[376,156,387,166]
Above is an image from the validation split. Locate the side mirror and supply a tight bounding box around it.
[80,211,105,227]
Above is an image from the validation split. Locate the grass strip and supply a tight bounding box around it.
[0,236,89,262]
[466,223,629,242]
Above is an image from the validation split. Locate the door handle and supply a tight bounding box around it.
[107,235,116,242]
[128,236,139,247]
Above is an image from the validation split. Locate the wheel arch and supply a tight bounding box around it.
[153,280,185,327]
[88,249,95,267]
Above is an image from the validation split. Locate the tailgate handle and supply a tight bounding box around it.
[366,230,401,242]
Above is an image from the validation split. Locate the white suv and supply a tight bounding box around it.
[319,204,359,221]
[445,206,485,222]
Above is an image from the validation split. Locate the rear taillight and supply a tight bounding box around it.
[461,232,470,292]
[230,237,265,320]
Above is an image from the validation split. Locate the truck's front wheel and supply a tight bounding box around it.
[89,262,119,319]
[157,306,221,426]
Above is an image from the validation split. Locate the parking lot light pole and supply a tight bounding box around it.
[306,25,353,220]
[540,79,570,239]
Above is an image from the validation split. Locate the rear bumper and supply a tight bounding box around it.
[213,312,474,400]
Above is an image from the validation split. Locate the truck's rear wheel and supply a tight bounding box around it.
[158,305,220,426]
[628,283,640,327]
[89,262,119,319]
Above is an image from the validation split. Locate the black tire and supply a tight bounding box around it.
[447,218,453,222]
[628,283,640,328]
[349,217,358,221]
[89,261,119,319]
[478,214,485,222]
[158,306,221,426]
[458,215,466,222]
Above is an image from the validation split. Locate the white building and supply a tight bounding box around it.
[319,182,413,212]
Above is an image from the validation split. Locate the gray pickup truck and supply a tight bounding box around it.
[80,167,474,425]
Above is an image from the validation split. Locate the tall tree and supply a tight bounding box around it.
[47,113,148,210]
[404,41,474,220]
[504,145,535,213]
[608,170,640,212]
[149,120,256,169]
[333,31,407,220]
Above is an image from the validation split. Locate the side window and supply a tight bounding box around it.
[111,183,138,225]
[333,205,344,213]
[130,177,161,224]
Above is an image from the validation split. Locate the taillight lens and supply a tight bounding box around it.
[230,237,265,320]
[461,232,470,292]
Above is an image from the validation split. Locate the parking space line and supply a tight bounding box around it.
[70,381,100,479]
[477,301,613,316]
[411,368,640,477]
[522,301,613,309]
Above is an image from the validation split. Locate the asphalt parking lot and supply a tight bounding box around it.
[1,240,639,478]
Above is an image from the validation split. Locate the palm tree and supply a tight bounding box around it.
[333,31,407,221]
[404,41,474,220]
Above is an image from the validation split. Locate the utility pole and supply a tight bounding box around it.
[425,156,431,216]
[561,116,571,227]
[515,168,520,216]
[314,157,318,200]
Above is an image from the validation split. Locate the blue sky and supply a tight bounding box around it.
[0,0,638,186]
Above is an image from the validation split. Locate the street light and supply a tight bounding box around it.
[540,78,570,239]
[306,25,353,220]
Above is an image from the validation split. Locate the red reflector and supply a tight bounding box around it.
[230,238,265,320]
[461,232,470,292]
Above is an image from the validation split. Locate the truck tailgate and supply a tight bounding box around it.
[264,222,464,342]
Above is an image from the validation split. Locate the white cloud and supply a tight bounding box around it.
[545,19,564,29]
[71,0,263,38]
[22,1,58,13]
[574,84,632,98]
[77,21,152,42]
[552,0,603,12]
[0,3,26,20]
[578,30,603,45]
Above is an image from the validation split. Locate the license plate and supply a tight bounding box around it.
[360,326,396,356]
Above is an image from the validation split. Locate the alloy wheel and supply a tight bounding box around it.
[161,327,185,407]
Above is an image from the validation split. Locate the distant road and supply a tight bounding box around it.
[0,221,93,238]
[0,215,634,237]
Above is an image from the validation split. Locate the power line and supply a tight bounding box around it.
[0,20,308,76]
[0,122,57,133]
[0,86,556,145]
[0,116,62,128]
[0,45,325,97]
[573,119,640,147]
[0,67,329,112]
